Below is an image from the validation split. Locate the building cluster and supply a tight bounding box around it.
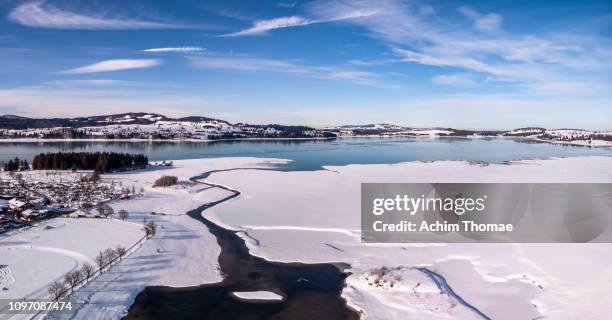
[0,172,131,233]
[0,120,331,140]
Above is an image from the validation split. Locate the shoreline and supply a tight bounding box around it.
[197,156,612,319]
[31,156,612,319]
[124,171,359,319]
[0,137,336,143]
[1,135,609,150]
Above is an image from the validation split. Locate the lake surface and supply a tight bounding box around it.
[1,137,610,170]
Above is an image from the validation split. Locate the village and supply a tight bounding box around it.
[0,169,140,233]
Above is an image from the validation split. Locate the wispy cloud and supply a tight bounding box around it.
[304,0,611,94]
[224,16,311,36]
[458,6,502,32]
[46,79,124,86]
[431,74,477,87]
[143,47,206,53]
[8,1,190,30]
[277,2,298,8]
[188,54,382,85]
[393,49,500,75]
[222,8,377,36]
[60,59,161,74]
[190,55,310,73]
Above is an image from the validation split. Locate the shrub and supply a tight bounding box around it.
[153,175,178,188]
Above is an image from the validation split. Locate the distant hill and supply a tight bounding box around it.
[0,113,229,130]
[0,114,608,146]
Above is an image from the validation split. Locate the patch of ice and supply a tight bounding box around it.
[231,291,284,301]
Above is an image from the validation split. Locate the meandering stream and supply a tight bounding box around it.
[124,167,500,320]
[124,172,360,320]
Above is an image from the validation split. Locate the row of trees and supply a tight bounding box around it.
[48,216,156,300]
[31,152,148,172]
[2,157,30,171]
[79,203,130,220]
[48,245,128,300]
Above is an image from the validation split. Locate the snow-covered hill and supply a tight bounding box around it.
[0,113,327,140]
[536,129,612,146]
[0,114,609,146]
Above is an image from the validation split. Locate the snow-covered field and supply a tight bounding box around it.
[46,157,288,320]
[0,218,143,301]
[200,156,612,320]
[30,155,611,320]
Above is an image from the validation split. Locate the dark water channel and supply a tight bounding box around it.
[124,175,359,320]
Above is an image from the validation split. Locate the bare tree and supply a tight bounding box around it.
[64,270,82,293]
[81,263,94,282]
[96,204,114,218]
[104,248,117,263]
[103,205,114,218]
[48,281,65,300]
[144,221,157,238]
[95,251,105,270]
[118,209,128,221]
[116,245,127,260]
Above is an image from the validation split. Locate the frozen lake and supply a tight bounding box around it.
[1,137,610,170]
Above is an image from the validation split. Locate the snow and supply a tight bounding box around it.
[509,128,545,135]
[537,129,612,147]
[0,218,143,301]
[199,156,612,320]
[29,155,612,319]
[231,291,284,301]
[46,157,289,320]
[406,129,454,136]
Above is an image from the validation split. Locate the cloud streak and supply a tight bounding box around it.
[8,1,189,29]
[61,59,161,74]
[222,8,377,36]
[143,47,206,53]
[189,54,381,85]
[304,0,611,95]
[458,6,502,32]
[431,74,477,87]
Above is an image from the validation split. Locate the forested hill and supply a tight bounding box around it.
[0,113,227,130]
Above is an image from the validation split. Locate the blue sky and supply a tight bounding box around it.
[0,0,610,129]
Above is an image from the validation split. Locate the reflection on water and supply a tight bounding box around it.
[0,137,609,170]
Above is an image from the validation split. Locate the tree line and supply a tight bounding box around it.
[2,157,29,171]
[31,152,148,172]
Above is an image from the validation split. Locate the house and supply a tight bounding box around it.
[8,198,26,211]
[20,209,39,221]
[29,197,47,207]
